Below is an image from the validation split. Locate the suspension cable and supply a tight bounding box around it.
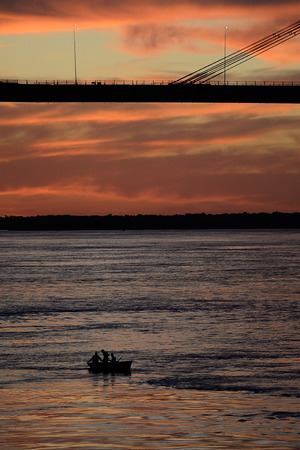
[170,21,300,85]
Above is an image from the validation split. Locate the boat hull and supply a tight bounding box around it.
[87,361,132,373]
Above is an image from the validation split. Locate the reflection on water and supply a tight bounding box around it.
[1,379,299,449]
[0,230,299,449]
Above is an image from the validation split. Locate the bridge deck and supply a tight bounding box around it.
[0,81,299,103]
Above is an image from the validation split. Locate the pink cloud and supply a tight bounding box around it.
[0,1,299,34]
[0,101,299,215]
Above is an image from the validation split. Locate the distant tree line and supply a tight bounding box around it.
[0,212,299,230]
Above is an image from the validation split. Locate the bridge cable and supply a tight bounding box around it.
[170,20,300,84]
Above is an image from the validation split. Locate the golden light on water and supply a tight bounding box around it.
[1,380,299,449]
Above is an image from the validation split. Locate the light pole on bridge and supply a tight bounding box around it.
[224,26,228,85]
[73,24,78,84]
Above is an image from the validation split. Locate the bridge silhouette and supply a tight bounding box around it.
[0,79,299,103]
[0,21,299,104]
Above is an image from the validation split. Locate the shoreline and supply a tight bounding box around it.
[0,212,299,230]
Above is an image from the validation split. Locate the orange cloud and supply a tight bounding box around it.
[0,101,299,215]
[0,3,298,84]
[0,3,299,216]
[1,1,300,34]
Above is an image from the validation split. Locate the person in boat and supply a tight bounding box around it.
[110,353,116,363]
[88,351,101,365]
[101,349,109,363]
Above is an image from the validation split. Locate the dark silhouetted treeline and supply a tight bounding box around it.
[0,212,299,230]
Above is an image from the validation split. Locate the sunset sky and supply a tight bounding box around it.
[0,1,299,216]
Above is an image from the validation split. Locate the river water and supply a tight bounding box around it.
[0,229,299,449]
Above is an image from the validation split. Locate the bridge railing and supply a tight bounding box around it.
[0,79,299,86]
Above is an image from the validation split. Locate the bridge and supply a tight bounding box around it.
[0,20,299,104]
[0,79,299,103]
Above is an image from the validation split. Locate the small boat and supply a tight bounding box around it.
[87,360,132,373]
